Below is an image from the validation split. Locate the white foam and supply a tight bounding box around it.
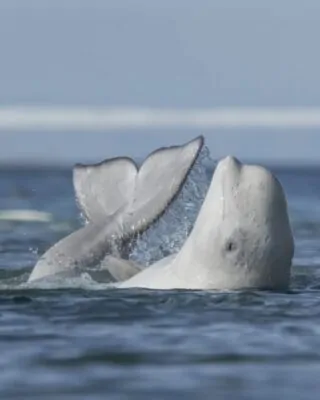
[0,210,52,222]
[22,272,112,290]
[1,106,320,131]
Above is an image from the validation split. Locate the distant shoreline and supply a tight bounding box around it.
[1,106,320,131]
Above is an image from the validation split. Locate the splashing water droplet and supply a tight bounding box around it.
[129,145,215,266]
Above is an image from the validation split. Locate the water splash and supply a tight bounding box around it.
[129,145,214,266]
[21,271,111,290]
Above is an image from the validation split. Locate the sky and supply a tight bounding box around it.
[1,0,320,164]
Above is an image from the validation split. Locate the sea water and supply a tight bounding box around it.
[0,149,320,399]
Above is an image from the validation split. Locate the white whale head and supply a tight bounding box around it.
[174,156,294,290]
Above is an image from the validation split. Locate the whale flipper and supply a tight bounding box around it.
[99,255,143,281]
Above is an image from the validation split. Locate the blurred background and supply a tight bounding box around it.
[1,0,320,165]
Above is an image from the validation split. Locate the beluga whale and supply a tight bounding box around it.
[120,156,294,290]
[28,136,204,282]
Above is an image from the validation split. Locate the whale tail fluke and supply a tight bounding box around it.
[73,157,137,223]
[28,136,204,284]
[73,136,204,235]
[125,136,204,232]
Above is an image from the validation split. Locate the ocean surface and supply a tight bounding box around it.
[1,150,320,400]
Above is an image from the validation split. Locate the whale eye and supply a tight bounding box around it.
[225,240,237,252]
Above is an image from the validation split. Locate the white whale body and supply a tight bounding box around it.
[28,136,204,282]
[120,156,294,290]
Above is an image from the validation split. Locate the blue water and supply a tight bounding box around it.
[1,160,320,399]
